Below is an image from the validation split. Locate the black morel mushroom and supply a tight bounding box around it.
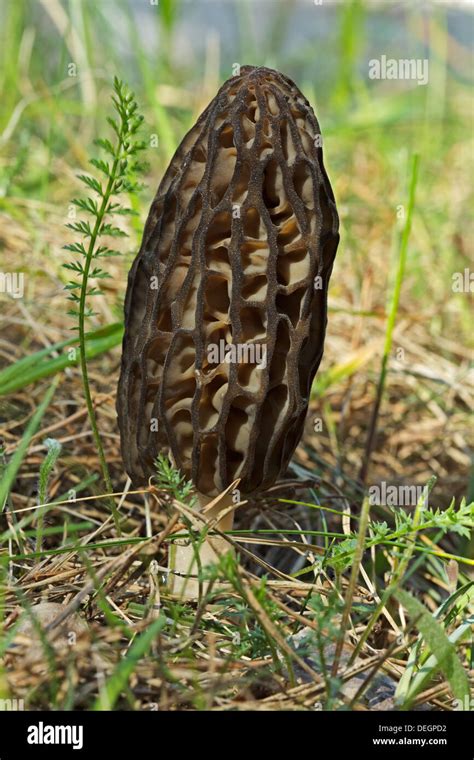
[117,65,339,595]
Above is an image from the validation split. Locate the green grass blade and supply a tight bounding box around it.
[0,322,123,396]
[360,153,419,482]
[94,615,167,710]
[36,437,62,552]
[395,588,470,707]
[9,536,146,562]
[400,620,473,708]
[396,583,474,705]
[0,377,59,509]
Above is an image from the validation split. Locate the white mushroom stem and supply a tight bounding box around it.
[168,491,234,599]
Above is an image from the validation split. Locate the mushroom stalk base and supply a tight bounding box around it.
[168,492,234,599]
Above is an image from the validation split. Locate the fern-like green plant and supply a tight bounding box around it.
[154,454,196,506]
[64,77,147,531]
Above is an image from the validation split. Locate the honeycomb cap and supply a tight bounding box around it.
[117,65,339,496]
